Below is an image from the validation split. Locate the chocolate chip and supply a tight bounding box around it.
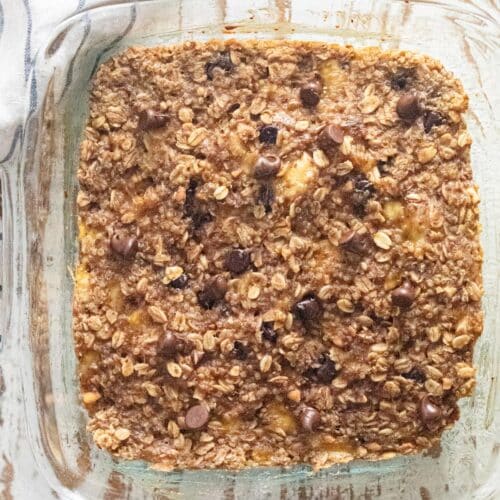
[232,340,249,360]
[396,93,422,122]
[184,180,213,230]
[390,68,415,90]
[303,366,318,382]
[300,81,322,108]
[353,175,375,196]
[403,367,426,383]
[205,51,234,80]
[158,332,180,357]
[138,109,168,131]
[170,273,189,289]
[110,233,138,259]
[351,174,375,217]
[293,293,323,322]
[188,208,213,231]
[419,395,442,427]
[300,406,321,432]
[391,74,408,91]
[214,52,234,71]
[184,179,198,216]
[318,124,344,150]
[192,210,213,230]
[261,322,277,343]
[339,230,371,255]
[259,125,278,144]
[423,111,443,133]
[198,276,228,309]
[205,63,217,80]
[391,281,416,309]
[224,249,251,275]
[258,183,275,213]
[254,155,281,179]
[185,404,210,430]
[316,354,337,384]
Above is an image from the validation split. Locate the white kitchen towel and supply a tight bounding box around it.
[0,0,107,164]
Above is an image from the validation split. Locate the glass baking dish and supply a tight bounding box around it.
[1,0,499,498]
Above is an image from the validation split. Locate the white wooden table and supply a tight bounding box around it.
[0,1,498,498]
[0,336,58,498]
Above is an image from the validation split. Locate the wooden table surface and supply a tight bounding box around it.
[0,339,58,498]
[0,1,498,499]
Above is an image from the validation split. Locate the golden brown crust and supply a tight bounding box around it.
[74,40,483,470]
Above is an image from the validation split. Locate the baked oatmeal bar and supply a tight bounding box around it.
[74,40,483,470]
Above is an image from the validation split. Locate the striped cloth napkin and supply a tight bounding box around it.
[0,0,103,164]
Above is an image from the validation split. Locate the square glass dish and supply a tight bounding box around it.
[1,0,499,498]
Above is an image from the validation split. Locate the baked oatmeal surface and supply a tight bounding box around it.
[74,40,483,470]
